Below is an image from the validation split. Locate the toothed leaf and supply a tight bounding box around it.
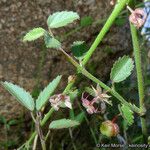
[23,27,45,42]
[71,41,88,60]
[47,11,79,28]
[36,75,62,111]
[80,16,93,27]
[110,55,134,83]
[1,81,34,111]
[120,104,134,126]
[49,119,80,129]
[44,32,61,49]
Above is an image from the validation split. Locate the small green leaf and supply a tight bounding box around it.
[49,119,80,129]
[114,18,126,26]
[75,112,85,123]
[8,119,18,126]
[120,104,134,126]
[71,41,88,60]
[84,87,95,96]
[80,16,93,27]
[1,81,34,111]
[23,27,45,42]
[0,115,6,124]
[110,55,134,83]
[44,32,61,49]
[36,75,62,111]
[47,11,79,28]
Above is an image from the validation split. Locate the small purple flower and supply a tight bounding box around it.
[49,94,72,111]
[81,94,98,114]
[110,0,115,6]
[127,6,147,28]
[92,84,112,106]
[81,85,112,114]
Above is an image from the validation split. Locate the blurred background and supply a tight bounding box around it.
[0,0,149,149]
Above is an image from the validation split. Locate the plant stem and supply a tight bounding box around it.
[36,112,46,150]
[22,81,75,147]
[81,68,140,113]
[33,135,38,150]
[59,48,141,113]
[20,1,133,147]
[77,100,98,144]
[69,128,77,150]
[82,0,130,65]
[130,23,147,141]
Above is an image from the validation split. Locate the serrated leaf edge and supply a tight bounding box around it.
[110,55,134,83]
[49,118,80,129]
[1,81,35,111]
[23,27,45,42]
[36,75,62,111]
[47,11,80,28]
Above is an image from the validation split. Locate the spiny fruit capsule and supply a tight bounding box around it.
[100,120,119,137]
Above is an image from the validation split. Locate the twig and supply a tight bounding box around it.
[130,23,147,142]
[33,135,38,150]
[69,128,77,150]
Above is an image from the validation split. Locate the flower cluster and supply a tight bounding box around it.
[49,94,72,111]
[81,85,112,114]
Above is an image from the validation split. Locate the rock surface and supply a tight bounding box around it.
[0,0,131,120]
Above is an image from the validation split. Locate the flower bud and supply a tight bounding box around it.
[68,75,76,83]
[100,120,119,137]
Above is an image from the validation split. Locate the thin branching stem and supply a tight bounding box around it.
[36,112,46,150]
[130,23,147,142]
[59,48,141,113]
[20,1,133,147]
[33,135,38,150]
[82,0,131,65]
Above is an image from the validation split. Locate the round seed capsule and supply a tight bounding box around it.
[100,120,119,137]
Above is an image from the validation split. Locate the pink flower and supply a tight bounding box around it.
[92,85,112,106]
[110,0,115,6]
[49,94,72,111]
[128,6,147,28]
[81,94,98,114]
[81,85,112,114]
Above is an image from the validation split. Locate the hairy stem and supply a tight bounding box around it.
[59,48,141,114]
[23,82,73,147]
[21,1,133,147]
[36,112,46,150]
[82,0,130,65]
[130,23,147,141]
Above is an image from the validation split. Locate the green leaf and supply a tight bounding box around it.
[84,87,95,97]
[80,16,93,27]
[75,112,85,123]
[47,11,79,28]
[114,18,126,26]
[23,27,45,42]
[110,55,134,83]
[120,104,134,126]
[1,81,34,111]
[49,118,80,129]
[71,41,88,60]
[44,32,61,49]
[69,90,78,103]
[36,75,62,111]
[0,115,6,124]
[8,119,18,126]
